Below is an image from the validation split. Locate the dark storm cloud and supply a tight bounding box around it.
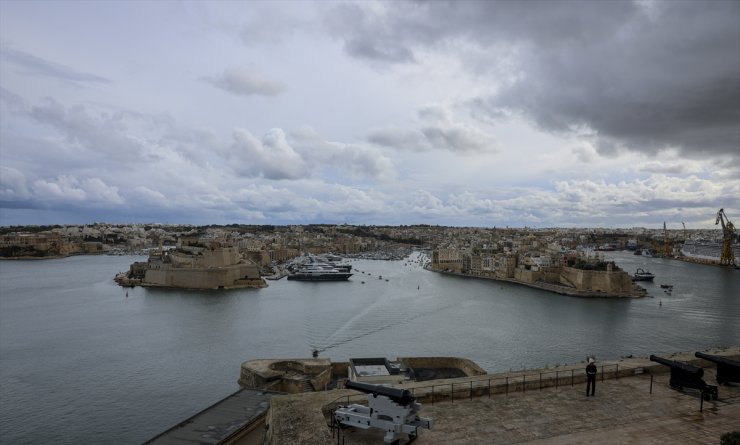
[324,2,417,63]
[328,0,740,158]
[0,47,110,86]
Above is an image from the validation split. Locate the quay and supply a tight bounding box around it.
[145,347,739,444]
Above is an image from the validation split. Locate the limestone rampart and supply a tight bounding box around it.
[560,265,634,294]
[143,263,264,289]
[430,267,643,297]
[238,358,333,393]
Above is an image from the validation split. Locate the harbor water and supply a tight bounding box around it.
[0,251,738,444]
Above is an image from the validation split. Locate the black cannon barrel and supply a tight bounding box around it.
[345,381,415,405]
[695,352,740,368]
[649,355,704,378]
[695,352,740,384]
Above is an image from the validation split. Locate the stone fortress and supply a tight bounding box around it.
[115,237,266,289]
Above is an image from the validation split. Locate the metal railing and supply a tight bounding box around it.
[326,362,639,412]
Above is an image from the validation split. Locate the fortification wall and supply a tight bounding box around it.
[238,358,333,393]
[560,266,634,294]
[144,263,260,289]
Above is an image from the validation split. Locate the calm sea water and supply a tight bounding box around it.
[1,251,738,444]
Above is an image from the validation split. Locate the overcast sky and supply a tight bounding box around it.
[1,0,738,228]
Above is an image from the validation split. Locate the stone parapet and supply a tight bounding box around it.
[238,358,333,393]
[399,356,487,378]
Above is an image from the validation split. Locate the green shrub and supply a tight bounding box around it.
[721,431,740,445]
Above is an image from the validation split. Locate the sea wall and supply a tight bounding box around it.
[430,267,643,298]
[560,266,634,294]
[143,263,263,289]
[513,268,560,284]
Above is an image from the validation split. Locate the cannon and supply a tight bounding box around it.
[650,355,718,400]
[334,381,432,443]
[695,352,740,385]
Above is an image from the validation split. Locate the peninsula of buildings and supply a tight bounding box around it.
[2,221,737,294]
[429,244,643,297]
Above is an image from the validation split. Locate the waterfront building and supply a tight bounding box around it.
[433,248,464,272]
[0,232,76,257]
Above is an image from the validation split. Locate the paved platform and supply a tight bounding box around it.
[268,365,739,444]
[414,369,739,445]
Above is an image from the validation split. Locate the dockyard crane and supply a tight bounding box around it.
[662,222,671,258]
[715,209,736,266]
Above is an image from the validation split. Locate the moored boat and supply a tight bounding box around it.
[287,264,352,281]
[632,268,655,281]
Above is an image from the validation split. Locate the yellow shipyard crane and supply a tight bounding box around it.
[662,222,671,257]
[715,208,736,266]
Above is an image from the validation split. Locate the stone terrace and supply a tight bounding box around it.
[266,349,739,444]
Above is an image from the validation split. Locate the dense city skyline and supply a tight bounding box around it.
[1,1,738,228]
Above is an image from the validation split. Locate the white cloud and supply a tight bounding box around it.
[31,175,124,206]
[0,2,737,227]
[291,127,395,182]
[28,98,150,161]
[0,46,110,86]
[368,105,497,154]
[0,166,30,201]
[229,128,307,180]
[130,186,169,207]
[205,67,285,97]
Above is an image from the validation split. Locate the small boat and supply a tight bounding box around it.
[660,284,673,289]
[632,268,655,281]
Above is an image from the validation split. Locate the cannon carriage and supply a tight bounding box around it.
[333,381,433,443]
[650,355,718,400]
[695,352,740,385]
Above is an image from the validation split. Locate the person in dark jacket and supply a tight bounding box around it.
[586,357,597,396]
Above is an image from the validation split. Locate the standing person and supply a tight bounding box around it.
[586,358,597,396]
